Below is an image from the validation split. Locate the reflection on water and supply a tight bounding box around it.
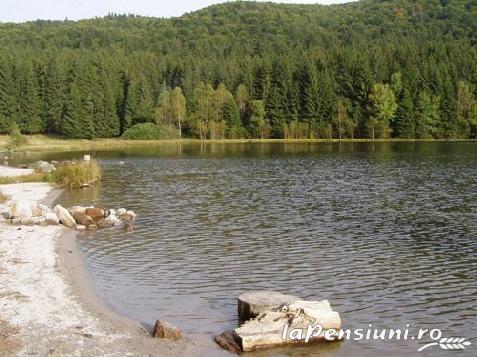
[18,142,477,356]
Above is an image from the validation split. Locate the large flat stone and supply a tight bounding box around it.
[238,290,300,322]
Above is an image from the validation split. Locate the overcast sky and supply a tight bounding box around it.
[0,0,355,23]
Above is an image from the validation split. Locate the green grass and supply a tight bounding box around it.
[46,160,102,189]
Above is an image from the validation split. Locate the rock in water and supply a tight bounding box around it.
[54,204,76,228]
[44,212,60,225]
[116,208,127,216]
[85,207,105,221]
[72,212,96,227]
[237,302,340,352]
[238,290,300,322]
[96,218,113,229]
[215,331,242,354]
[105,214,122,227]
[123,220,134,232]
[10,200,33,218]
[125,210,137,220]
[153,320,182,341]
[216,294,342,353]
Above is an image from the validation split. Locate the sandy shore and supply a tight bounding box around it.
[0,177,229,356]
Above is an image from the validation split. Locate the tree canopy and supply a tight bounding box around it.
[0,0,476,139]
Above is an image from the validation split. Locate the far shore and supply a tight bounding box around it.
[0,135,475,154]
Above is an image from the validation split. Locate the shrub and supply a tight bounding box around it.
[47,160,102,188]
[121,123,178,140]
[7,123,27,149]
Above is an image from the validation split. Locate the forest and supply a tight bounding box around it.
[0,0,476,140]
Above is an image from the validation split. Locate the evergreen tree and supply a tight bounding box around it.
[394,88,415,138]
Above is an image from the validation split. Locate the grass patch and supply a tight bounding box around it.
[0,172,46,185]
[0,192,6,203]
[46,160,102,188]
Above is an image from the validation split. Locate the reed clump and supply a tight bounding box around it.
[47,160,102,188]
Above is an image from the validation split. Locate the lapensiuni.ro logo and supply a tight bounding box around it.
[282,324,471,352]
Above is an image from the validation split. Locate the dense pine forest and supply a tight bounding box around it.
[0,0,476,140]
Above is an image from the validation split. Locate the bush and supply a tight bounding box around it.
[47,160,102,188]
[7,123,27,149]
[121,123,178,140]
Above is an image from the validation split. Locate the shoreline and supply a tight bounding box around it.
[0,180,229,356]
[1,136,475,154]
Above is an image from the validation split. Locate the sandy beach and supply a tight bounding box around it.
[0,168,228,356]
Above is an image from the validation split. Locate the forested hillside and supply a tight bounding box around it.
[0,0,476,139]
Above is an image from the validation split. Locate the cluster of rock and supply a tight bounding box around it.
[2,200,136,231]
[65,206,136,231]
[215,291,342,353]
[2,201,60,226]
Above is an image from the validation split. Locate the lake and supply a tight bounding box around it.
[13,142,477,356]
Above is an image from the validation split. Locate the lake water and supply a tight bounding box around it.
[14,142,477,356]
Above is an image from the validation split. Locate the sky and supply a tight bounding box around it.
[0,0,355,23]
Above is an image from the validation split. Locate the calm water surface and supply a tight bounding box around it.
[16,142,477,356]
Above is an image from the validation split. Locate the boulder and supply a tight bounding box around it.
[73,212,96,227]
[54,204,76,228]
[234,301,340,352]
[105,214,122,227]
[37,204,51,216]
[10,200,33,218]
[68,206,86,216]
[153,320,181,341]
[116,208,127,216]
[108,208,116,217]
[33,216,46,226]
[85,208,105,221]
[125,210,137,220]
[215,331,242,354]
[76,225,86,231]
[96,218,113,229]
[86,224,98,231]
[123,220,134,232]
[216,295,342,353]
[44,212,60,225]
[238,291,300,322]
